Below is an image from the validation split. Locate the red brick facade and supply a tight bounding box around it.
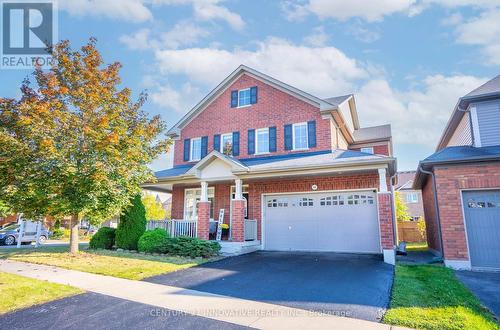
[231,200,245,242]
[350,144,390,156]
[171,171,394,250]
[377,193,395,249]
[422,162,500,261]
[197,202,211,240]
[173,74,332,166]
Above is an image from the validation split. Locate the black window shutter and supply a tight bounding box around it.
[230,90,238,108]
[213,134,221,152]
[250,86,258,104]
[201,136,208,158]
[284,124,293,150]
[307,121,316,148]
[183,138,190,161]
[248,129,255,155]
[269,126,277,152]
[232,131,240,156]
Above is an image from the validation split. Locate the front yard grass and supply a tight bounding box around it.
[0,246,207,280]
[384,265,499,330]
[0,272,82,315]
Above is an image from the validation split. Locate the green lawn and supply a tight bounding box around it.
[384,265,499,330]
[0,272,82,315]
[0,246,207,280]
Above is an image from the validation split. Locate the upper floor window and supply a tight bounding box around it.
[406,192,418,203]
[361,147,374,154]
[221,133,233,155]
[190,138,202,161]
[256,128,270,154]
[293,123,308,150]
[231,87,258,108]
[238,88,251,107]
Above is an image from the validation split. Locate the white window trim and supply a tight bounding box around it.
[255,127,270,155]
[190,137,202,162]
[183,187,215,220]
[360,147,374,154]
[406,192,418,203]
[237,88,251,108]
[220,133,233,153]
[292,122,309,151]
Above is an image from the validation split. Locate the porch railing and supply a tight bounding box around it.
[147,220,197,238]
[244,219,257,241]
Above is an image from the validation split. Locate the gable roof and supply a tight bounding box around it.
[395,171,416,190]
[437,75,500,150]
[167,65,353,137]
[185,150,249,175]
[414,145,500,188]
[352,124,392,143]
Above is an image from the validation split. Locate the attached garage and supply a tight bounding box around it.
[462,190,500,270]
[263,190,381,253]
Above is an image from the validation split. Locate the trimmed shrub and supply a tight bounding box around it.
[115,195,147,250]
[89,227,116,249]
[138,228,168,253]
[51,228,65,240]
[161,237,221,258]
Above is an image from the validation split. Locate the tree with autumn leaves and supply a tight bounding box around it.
[0,39,169,253]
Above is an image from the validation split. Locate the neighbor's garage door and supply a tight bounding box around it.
[462,190,500,270]
[264,191,380,253]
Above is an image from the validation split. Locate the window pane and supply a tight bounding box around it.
[293,124,308,149]
[221,134,232,154]
[238,89,251,106]
[191,139,201,160]
[257,129,269,153]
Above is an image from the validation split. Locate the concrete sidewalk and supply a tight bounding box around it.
[0,260,404,330]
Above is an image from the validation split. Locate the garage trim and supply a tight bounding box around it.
[260,188,382,253]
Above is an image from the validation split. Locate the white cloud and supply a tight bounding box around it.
[454,10,500,65]
[303,26,329,46]
[161,21,211,49]
[356,75,487,145]
[284,0,416,22]
[59,0,152,23]
[151,0,244,30]
[150,83,204,114]
[347,23,380,43]
[440,12,463,26]
[120,22,210,51]
[154,37,367,97]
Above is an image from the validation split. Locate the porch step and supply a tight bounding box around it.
[219,240,261,256]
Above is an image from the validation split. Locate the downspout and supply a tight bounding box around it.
[390,174,398,246]
[418,165,444,257]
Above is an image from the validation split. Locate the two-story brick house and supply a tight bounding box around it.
[145,65,397,264]
[414,75,500,271]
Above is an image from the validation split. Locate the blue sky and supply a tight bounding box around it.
[1,0,499,171]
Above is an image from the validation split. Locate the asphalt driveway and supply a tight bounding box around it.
[1,292,249,330]
[145,251,394,322]
[455,270,500,319]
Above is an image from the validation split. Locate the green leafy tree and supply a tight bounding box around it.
[142,194,166,220]
[115,195,147,250]
[0,200,12,218]
[0,39,168,253]
[395,192,412,222]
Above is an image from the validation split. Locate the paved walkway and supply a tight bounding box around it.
[0,260,405,329]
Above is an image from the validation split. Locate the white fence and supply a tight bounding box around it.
[147,220,197,238]
[244,219,258,241]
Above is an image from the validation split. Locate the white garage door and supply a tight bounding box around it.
[264,191,381,253]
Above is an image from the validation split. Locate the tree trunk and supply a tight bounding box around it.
[70,214,79,253]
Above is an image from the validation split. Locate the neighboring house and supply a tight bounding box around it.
[414,75,500,271]
[395,171,424,221]
[144,65,397,263]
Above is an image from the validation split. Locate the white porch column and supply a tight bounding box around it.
[234,179,243,200]
[378,168,388,193]
[200,181,209,202]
